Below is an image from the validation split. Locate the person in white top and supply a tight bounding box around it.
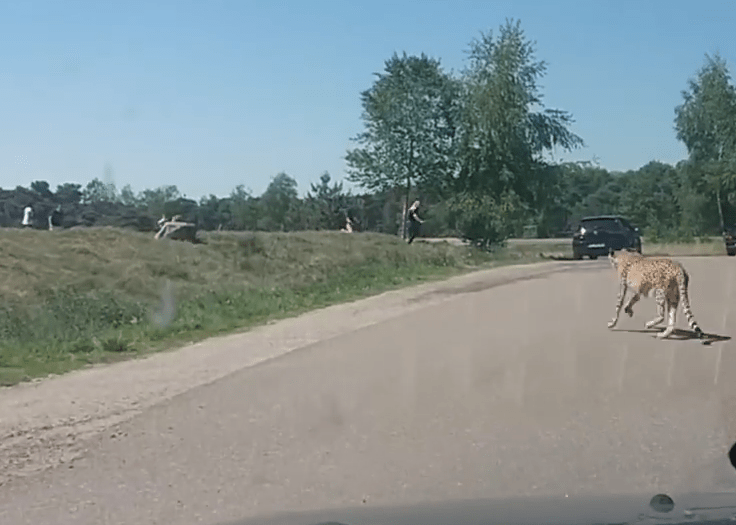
[22,205,33,228]
[340,216,353,233]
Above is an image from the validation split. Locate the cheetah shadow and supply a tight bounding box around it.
[615,327,731,345]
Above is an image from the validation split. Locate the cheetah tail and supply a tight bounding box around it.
[677,267,704,338]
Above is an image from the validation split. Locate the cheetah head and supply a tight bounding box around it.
[608,248,618,269]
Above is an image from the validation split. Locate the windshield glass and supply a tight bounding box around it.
[581,218,621,231]
[1,3,735,525]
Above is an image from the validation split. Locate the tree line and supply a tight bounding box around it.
[345,19,736,245]
[3,19,735,244]
[0,172,404,235]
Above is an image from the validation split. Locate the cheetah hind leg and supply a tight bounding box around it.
[656,296,677,339]
[646,289,666,329]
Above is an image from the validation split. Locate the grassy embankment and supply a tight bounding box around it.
[0,228,727,386]
[0,228,490,386]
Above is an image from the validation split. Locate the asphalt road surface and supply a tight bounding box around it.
[1,257,735,525]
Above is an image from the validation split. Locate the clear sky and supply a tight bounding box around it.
[1,0,735,200]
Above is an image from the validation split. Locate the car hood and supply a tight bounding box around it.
[221,491,736,525]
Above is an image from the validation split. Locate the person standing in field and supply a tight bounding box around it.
[48,205,62,231]
[22,204,33,228]
[406,200,424,244]
[340,216,353,233]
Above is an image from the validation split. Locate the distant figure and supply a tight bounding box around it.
[48,206,62,231]
[340,216,353,233]
[22,205,33,228]
[406,200,424,244]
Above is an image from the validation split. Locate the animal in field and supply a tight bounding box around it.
[607,248,704,339]
[154,215,199,243]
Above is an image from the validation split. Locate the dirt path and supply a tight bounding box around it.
[0,261,579,487]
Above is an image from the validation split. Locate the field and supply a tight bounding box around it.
[0,228,728,386]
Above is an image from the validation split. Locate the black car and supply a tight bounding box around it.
[572,215,642,260]
[724,224,736,256]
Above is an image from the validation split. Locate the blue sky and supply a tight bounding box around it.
[1,0,735,200]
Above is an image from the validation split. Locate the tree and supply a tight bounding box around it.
[198,194,226,230]
[30,180,53,199]
[229,185,260,230]
[139,185,181,218]
[450,19,584,246]
[55,183,83,206]
[675,53,736,231]
[119,184,140,207]
[259,172,299,231]
[346,52,460,238]
[616,162,680,239]
[305,172,353,230]
[82,177,117,204]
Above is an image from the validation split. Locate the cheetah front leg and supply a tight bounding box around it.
[623,292,640,317]
[645,289,666,329]
[656,298,677,339]
[608,281,628,329]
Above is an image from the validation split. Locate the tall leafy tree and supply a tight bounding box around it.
[346,52,460,238]
[675,53,736,230]
[452,19,584,246]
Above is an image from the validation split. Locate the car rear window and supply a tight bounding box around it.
[581,219,621,231]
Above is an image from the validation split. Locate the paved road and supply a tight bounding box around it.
[1,257,735,525]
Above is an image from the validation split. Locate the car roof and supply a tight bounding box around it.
[581,215,624,221]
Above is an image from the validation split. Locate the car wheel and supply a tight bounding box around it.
[728,248,736,256]
[589,255,598,260]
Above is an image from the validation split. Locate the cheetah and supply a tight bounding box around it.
[608,249,704,339]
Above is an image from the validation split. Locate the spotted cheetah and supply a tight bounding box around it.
[608,249,704,339]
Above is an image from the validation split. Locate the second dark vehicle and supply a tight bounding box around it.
[572,215,642,260]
